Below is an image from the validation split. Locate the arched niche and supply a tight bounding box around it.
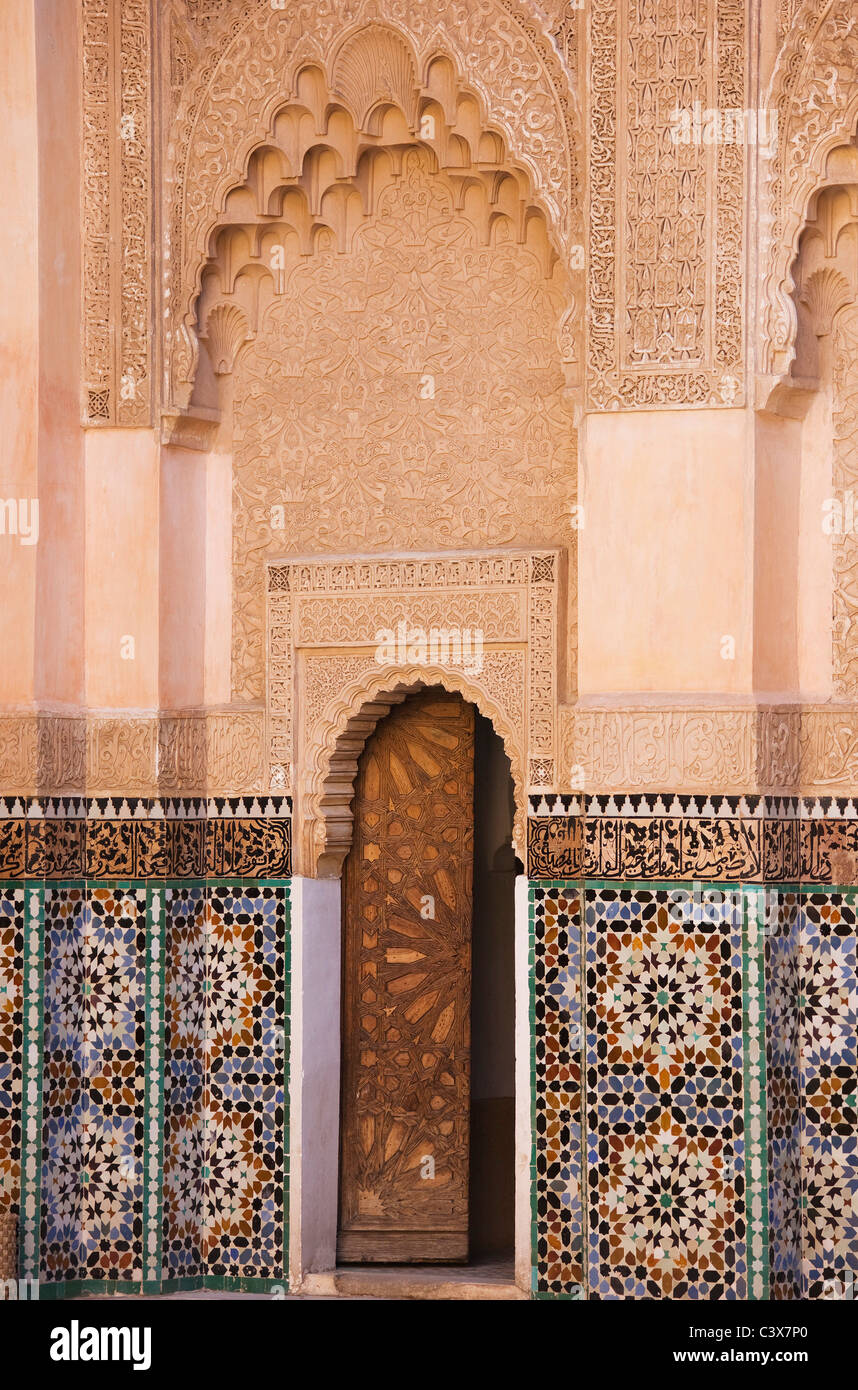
[758,0,858,410]
[164,7,583,416]
[295,672,524,879]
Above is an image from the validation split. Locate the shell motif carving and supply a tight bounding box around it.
[331,23,419,131]
[799,267,853,338]
[202,302,252,376]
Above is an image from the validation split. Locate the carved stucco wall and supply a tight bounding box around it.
[95,0,852,426]
[587,0,747,410]
[0,712,266,796]
[9,704,858,797]
[833,300,858,693]
[79,0,858,437]
[82,0,152,423]
[57,1,858,801]
[163,0,583,409]
[759,0,858,396]
[266,551,562,869]
[228,147,576,703]
[790,182,858,698]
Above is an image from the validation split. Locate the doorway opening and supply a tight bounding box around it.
[336,687,517,1269]
[469,708,517,1263]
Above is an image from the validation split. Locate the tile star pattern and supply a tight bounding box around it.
[7,866,288,1294]
[583,885,755,1300]
[799,891,857,1299]
[203,887,288,1280]
[163,884,206,1279]
[531,884,584,1298]
[0,888,25,1225]
[529,875,858,1300]
[41,885,147,1283]
[3,791,858,1298]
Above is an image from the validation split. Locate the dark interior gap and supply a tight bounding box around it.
[469,709,517,1260]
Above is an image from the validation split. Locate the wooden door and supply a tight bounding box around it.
[338,691,475,1263]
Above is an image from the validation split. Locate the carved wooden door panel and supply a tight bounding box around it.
[338,691,475,1263]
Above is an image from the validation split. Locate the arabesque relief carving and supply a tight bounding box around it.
[80,1,858,422]
[164,0,582,409]
[759,0,858,399]
[267,551,562,871]
[587,0,746,409]
[82,0,152,425]
[790,184,858,694]
[832,302,858,693]
[166,22,580,703]
[0,713,264,796]
[6,702,858,799]
[78,1,582,429]
[560,704,858,796]
[224,143,575,701]
[562,705,779,794]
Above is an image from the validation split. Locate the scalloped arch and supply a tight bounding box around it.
[165,0,581,406]
[758,0,858,399]
[296,668,525,878]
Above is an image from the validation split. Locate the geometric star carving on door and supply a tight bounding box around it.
[338,690,474,1262]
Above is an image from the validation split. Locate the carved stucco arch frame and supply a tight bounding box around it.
[163,0,582,408]
[296,667,524,880]
[758,0,858,405]
[286,653,535,1292]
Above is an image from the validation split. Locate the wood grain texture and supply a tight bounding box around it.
[338,691,475,1263]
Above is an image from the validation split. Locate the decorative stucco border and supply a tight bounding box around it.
[560,704,858,795]
[6,703,858,799]
[266,550,562,875]
[586,0,747,409]
[81,0,153,425]
[0,711,265,796]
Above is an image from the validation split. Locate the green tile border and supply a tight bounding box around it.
[576,876,588,1305]
[528,884,537,1295]
[528,878,585,1301]
[742,888,770,1300]
[143,882,165,1285]
[19,882,44,1282]
[35,1274,288,1300]
[282,881,291,1289]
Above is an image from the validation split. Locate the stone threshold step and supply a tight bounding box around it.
[303,1266,527,1301]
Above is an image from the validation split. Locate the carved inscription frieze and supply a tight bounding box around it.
[558,703,858,796]
[6,703,858,802]
[587,0,746,409]
[561,706,762,793]
[0,713,264,796]
[82,0,152,425]
[528,803,805,884]
[0,799,290,879]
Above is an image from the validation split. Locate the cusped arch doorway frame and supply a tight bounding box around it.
[268,550,561,1294]
[266,548,565,867]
